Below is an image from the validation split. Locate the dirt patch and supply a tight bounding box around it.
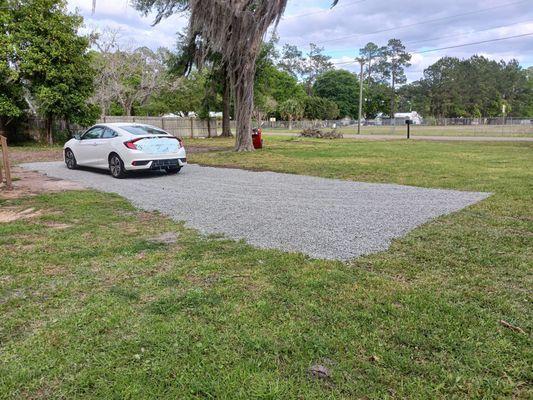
[0,167,84,200]
[9,148,63,165]
[147,232,180,245]
[186,273,220,287]
[42,221,72,229]
[0,207,42,223]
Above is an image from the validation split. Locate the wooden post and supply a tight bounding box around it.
[0,135,12,190]
[161,117,165,131]
[190,117,194,138]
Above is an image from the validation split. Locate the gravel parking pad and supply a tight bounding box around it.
[21,162,490,260]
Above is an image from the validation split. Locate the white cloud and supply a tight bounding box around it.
[67,0,187,49]
[67,0,533,79]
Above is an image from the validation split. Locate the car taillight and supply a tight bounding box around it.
[177,138,184,148]
[124,138,142,149]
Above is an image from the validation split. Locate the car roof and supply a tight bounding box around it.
[98,123,156,128]
[91,123,170,135]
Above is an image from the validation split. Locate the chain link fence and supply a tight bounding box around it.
[16,115,533,143]
[260,117,533,136]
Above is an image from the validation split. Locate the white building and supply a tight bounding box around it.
[394,111,423,125]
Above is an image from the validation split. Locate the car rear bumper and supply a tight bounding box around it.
[123,147,187,171]
[128,158,187,170]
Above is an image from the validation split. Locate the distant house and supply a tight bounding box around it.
[394,111,423,125]
[209,111,223,119]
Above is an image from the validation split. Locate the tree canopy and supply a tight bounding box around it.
[0,1,24,134]
[399,55,533,118]
[10,0,95,143]
[303,96,339,120]
[314,70,359,118]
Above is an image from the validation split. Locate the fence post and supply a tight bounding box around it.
[161,117,165,131]
[0,136,12,190]
[190,118,194,138]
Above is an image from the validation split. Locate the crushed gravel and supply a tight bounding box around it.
[21,162,491,260]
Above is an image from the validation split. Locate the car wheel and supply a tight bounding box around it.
[166,166,181,175]
[109,154,127,179]
[65,149,77,169]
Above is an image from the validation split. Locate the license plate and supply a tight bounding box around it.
[136,138,179,154]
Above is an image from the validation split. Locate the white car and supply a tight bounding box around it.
[63,123,187,178]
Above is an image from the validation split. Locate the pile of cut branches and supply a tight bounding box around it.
[300,128,343,139]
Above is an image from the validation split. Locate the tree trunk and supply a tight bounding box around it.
[121,100,132,117]
[305,81,313,96]
[206,116,212,138]
[221,74,232,137]
[0,117,6,137]
[288,118,292,131]
[390,74,396,120]
[46,116,53,145]
[231,62,255,152]
[367,59,372,85]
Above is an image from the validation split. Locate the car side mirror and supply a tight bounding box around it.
[73,133,82,140]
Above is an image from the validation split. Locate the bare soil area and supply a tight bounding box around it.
[0,206,43,223]
[0,167,84,200]
[8,147,63,164]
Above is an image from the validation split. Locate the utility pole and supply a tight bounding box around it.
[356,57,365,135]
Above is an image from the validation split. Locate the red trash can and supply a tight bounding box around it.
[252,128,263,149]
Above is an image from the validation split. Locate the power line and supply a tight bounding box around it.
[331,32,533,66]
[416,32,533,54]
[313,0,529,46]
[404,19,533,47]
[323,17,533,55]
[282,0,368,20]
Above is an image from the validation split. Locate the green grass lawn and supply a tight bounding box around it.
[1,137,532,399]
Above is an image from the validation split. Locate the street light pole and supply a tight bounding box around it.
[356,57,365,135]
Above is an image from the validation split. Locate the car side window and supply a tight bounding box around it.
[82,127,104,140]
[101,128,118,139]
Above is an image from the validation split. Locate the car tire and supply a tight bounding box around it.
[166,166,181,175]
[65,149,77,169]
[109,154,127,179]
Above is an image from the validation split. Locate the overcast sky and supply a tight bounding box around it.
[68,0,533,81]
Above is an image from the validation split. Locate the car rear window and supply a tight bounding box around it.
[121,125,169,136]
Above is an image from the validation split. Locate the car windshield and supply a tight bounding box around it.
[121,125,169,136]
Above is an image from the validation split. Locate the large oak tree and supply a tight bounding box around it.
[93,0,340,151]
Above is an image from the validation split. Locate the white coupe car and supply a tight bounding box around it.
[63,123,187,178]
